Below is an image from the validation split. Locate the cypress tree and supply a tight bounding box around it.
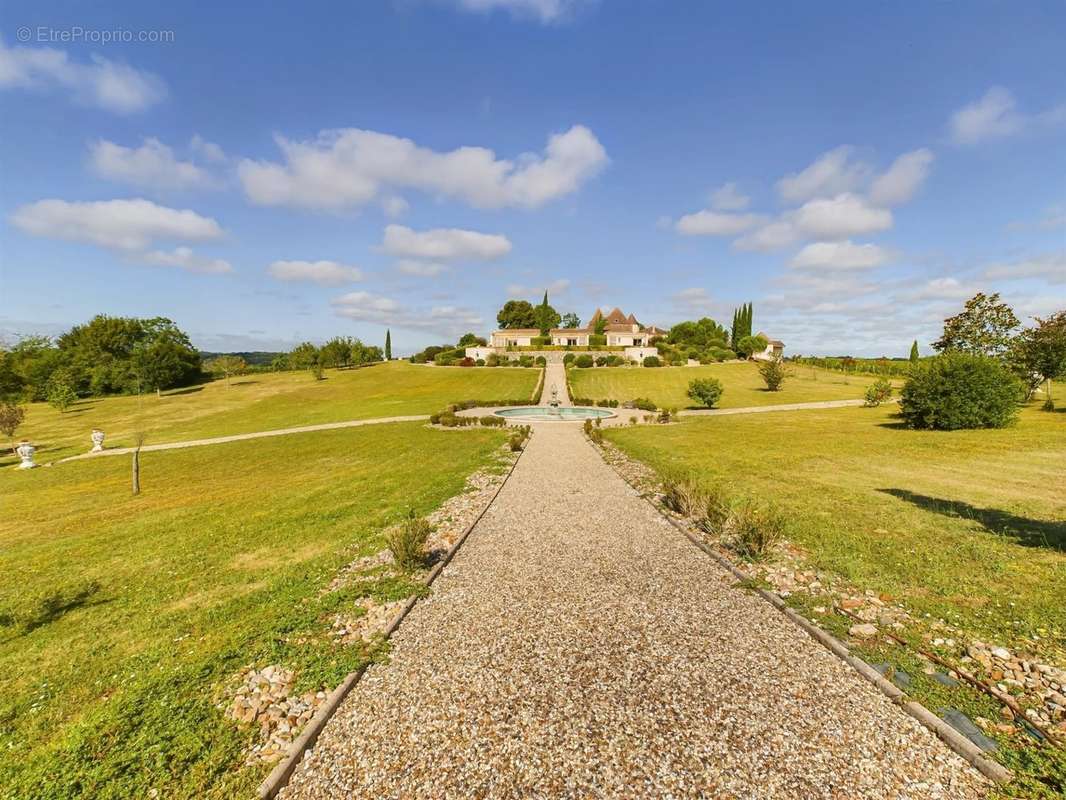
[909,340,919,362]
[747,303,754,338]
[730,308,739,348]
[539,291,550,337]
[385,329,392,360]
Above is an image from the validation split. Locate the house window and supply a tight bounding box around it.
[567,338,578,346]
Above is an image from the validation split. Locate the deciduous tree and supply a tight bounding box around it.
[933,292,1019,358]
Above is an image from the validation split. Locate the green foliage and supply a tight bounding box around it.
[562,353,576,365]
[288,341,319,370]
[594,314,607,335]
[642,355,661,367]
[508,425,531,451]
[46,381,77,412]
[933,292,1020,358]
[731,303,753,348]
[0,400,26,443]
[530,336,551,346]
[735,334,768,359]
[910,340,920,362]
[667,318,729,350]
[864,378,893,407]
[560,312,581,329]
[457,332,486,347]
[724,500,786,561]
[1011,311,1066,410]
[687,377,724,407]
[757,357,789,391]
[575,354,594,368]
[385,329,392,360]
[588,334,607,347]
[900,352,1022,430]
[386,512,433,572]
[632,397,657,411]
[497,299,539,330]
[204,355,247,385]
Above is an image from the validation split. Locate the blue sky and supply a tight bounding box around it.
[1,0,1063,356]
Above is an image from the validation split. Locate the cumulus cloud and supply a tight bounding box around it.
[868,149,934,206]
[709,182,750,211]
[395,259,447,277]
[789,240,891,271]
[382,224,512,261]
[89,138,219,191]
[671,287,716,313]
[982,252,1066,285]
[238,124,607,211]
[10,198,223,251]
[141,246,232,274]
[904,276,976,301]
[675,210,765,236]
[331,291,482,336]
[949,87,1024,144]
[453,0,590,23]
[190,134,226,163]
[733,219,798,252]
[0,37,166,113]
[791,194,893,240]
[777,146,871,203]
[505,278,570,296]
[268,260,364,286]
[9,198,228,275]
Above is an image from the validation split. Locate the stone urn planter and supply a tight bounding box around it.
[90,429,105,453]
[15,441,37,469]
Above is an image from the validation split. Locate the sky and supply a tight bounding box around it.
[1,0,1064,357]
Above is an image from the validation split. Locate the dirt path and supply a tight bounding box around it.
[279,422,985,800]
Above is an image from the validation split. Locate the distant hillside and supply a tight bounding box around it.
[199,351,283,366]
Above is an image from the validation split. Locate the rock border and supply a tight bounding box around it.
[257,438,530,800]
[585,433,1012,787]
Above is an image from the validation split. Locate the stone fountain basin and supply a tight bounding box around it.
[494,406,616,422]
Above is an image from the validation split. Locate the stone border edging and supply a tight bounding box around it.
[257,435,530,800]
[584,434,1012,787]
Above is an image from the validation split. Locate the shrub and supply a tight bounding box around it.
[736,334,769,359]
[508,425,531,451]
[575,354,594,368]
[480,415,506,427]
[595,399,619,407]
[535,356,547,366]
[588,334,607,347]
[429,412,441,425]
[386,512,432,572]
[658,407,675,423]
[642,356,661,368]
[596,356,608,367]
[864,378,893,407]
[900,352,1021,430]
[661,477,703,516]
[563,353,576,365]
[571,396,594,406]
[757,357,790,391]
[695,487,732,535]
[518,355,534,368]
[687,377,724,408]
[0,402,26,448]
[670,359,685,367]
[47,381,78,412]
[583,418,603,444]
[607,355,626,367]
[475,359,486,367]
[724,501,785,561]
[632,397,657,411]
[459,357,475,367]
[531,336,551,346]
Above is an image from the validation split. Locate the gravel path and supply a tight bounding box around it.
[57,415,429,462]
[280,423,986,800]
[679,398,866,416]
[541,362,572,407]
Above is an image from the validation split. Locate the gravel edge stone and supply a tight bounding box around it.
[586,431,1012,787]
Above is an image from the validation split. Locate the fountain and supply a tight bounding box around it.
[90,429,105,453]
[16,441,37,469]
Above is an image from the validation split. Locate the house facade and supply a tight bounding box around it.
[751,331,786,361]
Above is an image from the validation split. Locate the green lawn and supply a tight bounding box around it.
[569,361,886,409]
[6,361,539,463]
[0,422,508,799]
[605,404,1066,653]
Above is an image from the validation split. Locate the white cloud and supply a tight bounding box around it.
[789,240,891,271]
[0,37,166,113]
[777,146,871,203]
[141,246,232,274]
[381,195,409,218]
[905,277,975,301]
[505,278,571,297]
[89,138,218,191]
[454,0,589,23]
[10,198,224,251]
[395,259,447,277]
[331,291,482,336]
[190,134,226,163]
[733,219,798,252]
[868,149,934,206]
[983,252,1066,285]
[792,193,893,239]
[672,287,715,312]
[268,260,364,286]
[382,224,512,261]
[675,210,765,236]
[709,182,750,211]
[950,87,1024,145]
[238,124,607,211]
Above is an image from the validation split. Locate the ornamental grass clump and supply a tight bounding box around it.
[661,476,704,517]
[724,500,785,561]
[695,486,732,536]
[386,512,433,572]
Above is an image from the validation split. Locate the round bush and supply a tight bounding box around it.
[687,377,724,408]
[900,352,1021,430]
[642,355,661,368]
[563,353,576,365]
[574,354,594,368]
[535,356,547,366]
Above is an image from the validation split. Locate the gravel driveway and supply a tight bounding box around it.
[280,422,986,800]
